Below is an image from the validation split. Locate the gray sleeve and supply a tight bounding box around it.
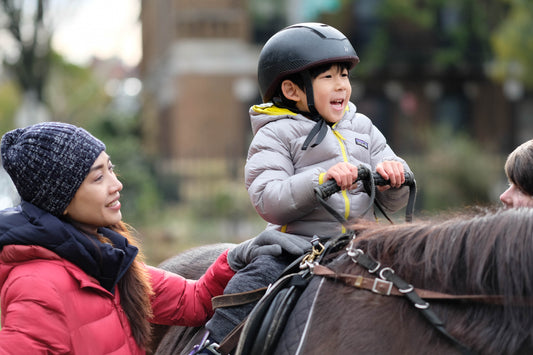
[245,126,322,225]
[366,120,412,212]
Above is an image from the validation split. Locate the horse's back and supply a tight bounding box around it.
[149,243,234,355]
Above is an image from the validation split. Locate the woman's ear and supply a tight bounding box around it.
[281,80,304,102]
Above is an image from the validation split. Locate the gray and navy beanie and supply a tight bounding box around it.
[1,122,106,216]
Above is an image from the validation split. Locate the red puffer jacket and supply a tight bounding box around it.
[0,245,234,354]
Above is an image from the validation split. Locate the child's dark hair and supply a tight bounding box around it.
[272,62,351,109]
[504,140,533,196]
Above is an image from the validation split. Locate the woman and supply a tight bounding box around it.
[500,139,533,208]
[0,122,309,354]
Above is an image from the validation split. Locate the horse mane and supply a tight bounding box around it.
[327,207,533,354]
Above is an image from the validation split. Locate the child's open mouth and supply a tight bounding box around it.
[331,99,344,110]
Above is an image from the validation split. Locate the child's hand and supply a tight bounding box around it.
[376,161,405,191]
[325,162,359,190]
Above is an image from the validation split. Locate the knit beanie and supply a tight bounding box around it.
[1,122,106,216]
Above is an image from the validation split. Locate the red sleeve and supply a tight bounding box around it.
[0,275,71,354]
[149,249,235,326]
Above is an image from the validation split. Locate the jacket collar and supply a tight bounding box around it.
[0,201,138,293]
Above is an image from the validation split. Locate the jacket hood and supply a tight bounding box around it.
[0,201,138,293]
[249,103,301,135]
[250,102,358,136]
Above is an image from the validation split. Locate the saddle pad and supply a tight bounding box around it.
[274,276,322,355]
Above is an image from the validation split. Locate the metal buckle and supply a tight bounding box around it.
[353,275,364,288]
[300,237,325,269]
[372,278,393,296]
[189,333,221,355]
[205,342,221,355]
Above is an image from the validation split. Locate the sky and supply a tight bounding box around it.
[52,0,141,67]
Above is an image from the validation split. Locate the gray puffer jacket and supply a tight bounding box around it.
[245,101,412,239]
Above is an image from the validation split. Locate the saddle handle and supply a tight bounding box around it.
[314,164,416,199]
[314,164,417,223]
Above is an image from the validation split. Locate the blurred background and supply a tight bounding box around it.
[0,0,532,265]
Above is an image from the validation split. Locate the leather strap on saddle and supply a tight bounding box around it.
[212,288,269,355]
[216,319,247,355]
[211,287,268,310]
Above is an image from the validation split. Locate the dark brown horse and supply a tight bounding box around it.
[148,243,235,355]
[151,208,533,355]
[266,207,533,355]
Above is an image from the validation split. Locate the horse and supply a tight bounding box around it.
[265,207,533,355]
[148,243,235,355]
[151,207,533,354]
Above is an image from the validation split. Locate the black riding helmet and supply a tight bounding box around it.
[257,22,360,150]
[258,22,360,104]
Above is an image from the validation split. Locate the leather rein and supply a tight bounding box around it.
[307,239,514,355]
[312,242,507,305]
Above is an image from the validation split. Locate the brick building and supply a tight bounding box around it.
[140,0,258,162]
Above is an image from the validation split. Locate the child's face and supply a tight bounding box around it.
[500,182,533,208]
[296,65,352,124]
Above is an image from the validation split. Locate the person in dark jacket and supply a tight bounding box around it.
[0,121,310,354]
[500,139,533,208]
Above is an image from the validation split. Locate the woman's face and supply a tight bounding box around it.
[64,152,123,233]
[500,182,533,208]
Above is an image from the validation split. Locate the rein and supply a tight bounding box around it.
[308,240,478,355]
[311,264,506,304]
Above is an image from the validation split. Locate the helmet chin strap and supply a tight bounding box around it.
[271,71,329,150]
[301,71,328,150]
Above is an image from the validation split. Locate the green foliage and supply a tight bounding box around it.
[351,0,503,76]
[490,0,533,87]
[0,81,20,133]
[46,52,110,123]
[407,124,503,213]
[188,181,258,220]
[354,27,389,77]
[86,113,162,224]
[380,0,435,28]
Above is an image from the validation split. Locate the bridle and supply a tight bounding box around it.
[306,238,503,355]
[311,168,484,353]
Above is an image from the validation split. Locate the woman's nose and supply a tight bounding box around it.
[111,175,123,193]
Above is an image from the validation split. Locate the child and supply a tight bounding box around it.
[202,22,412,352]
[500,139,533,208]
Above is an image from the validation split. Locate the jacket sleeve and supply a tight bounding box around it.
[0,275,71,354]
[245,124,321,225]
[149,249,235,327]
[366,118,411,213]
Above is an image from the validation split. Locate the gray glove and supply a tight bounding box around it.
[227,230,312,271]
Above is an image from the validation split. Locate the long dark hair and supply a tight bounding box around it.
[104,221,154,348]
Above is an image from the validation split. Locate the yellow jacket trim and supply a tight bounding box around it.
[318,172,326,185]
[333,126,349,234]
[252,105,297,116]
